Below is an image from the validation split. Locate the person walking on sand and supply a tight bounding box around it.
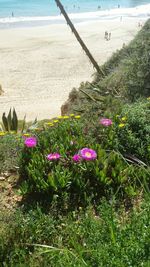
[104,31,108,40]
[108,32,111,40]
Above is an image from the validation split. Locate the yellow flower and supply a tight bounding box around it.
[119,123,125,128]
[147,97,150,100]
[23,133,30,137]
[121,117,127,121]
[45,122,53,126]
[10,131,16,134]
[34,128,41,131]
[58,115,64,119]
[0,132,5,136]
[53,120,59,123]
[74,115,81,119]
[70,113,75,117]
[63,116,69,119]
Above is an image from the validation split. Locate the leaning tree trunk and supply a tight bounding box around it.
[55,0,105,77]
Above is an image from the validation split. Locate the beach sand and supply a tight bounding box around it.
[0,18,146,120]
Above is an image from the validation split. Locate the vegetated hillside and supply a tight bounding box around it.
[61,19,150,115]
[0,20,150,267]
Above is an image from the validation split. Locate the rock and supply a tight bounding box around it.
[0,176,5,181]
[61,88,78,115]
[2,172,10,178]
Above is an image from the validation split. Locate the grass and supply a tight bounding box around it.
[0,195,150,266]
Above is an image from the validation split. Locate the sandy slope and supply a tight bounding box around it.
[0,18,145,120]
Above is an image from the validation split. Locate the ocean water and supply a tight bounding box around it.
[0,0,150,27]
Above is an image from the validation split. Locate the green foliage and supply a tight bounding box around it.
[113,100,150,163]
[19,116,149,206]
[1,197,150,266]
[0,134,21,173]
[87,99,150,165]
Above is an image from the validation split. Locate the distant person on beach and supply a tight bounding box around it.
[12,12,14,17]
[138,22,143,28]
[108,32,111,40]
[118,4,120,8]
[104,31,108,40]
[98,6,101,10]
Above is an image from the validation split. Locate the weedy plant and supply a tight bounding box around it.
[1,108,27,134]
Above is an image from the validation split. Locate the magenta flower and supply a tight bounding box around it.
[47,153,61,161]
[100,118,112,127]
[80,148,97,161]
[72,154,81,162]
[24,137,37,148]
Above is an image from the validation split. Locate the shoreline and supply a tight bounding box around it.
[0,17,147,120]
[0,3,150,29]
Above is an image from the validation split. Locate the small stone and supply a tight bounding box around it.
[3,172,10,178]
[0,177,5,181]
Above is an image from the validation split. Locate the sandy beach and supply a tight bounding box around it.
[0,18,146,120]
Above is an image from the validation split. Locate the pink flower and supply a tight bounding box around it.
[24,137,37,148]
[47,153,60,161]
[100,118,112,127]
[80,148,97,161]
[72,154,81,162]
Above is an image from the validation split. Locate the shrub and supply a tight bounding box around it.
[91,99,150,165]
[19,115,149,207]
[113,99,150,164]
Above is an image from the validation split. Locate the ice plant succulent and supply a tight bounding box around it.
[100,118,112,127]
[80,148,97,161]
[100,118,112,126]
[72,154,81,162]
[47,153,61,161]
[24,137,37,148]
